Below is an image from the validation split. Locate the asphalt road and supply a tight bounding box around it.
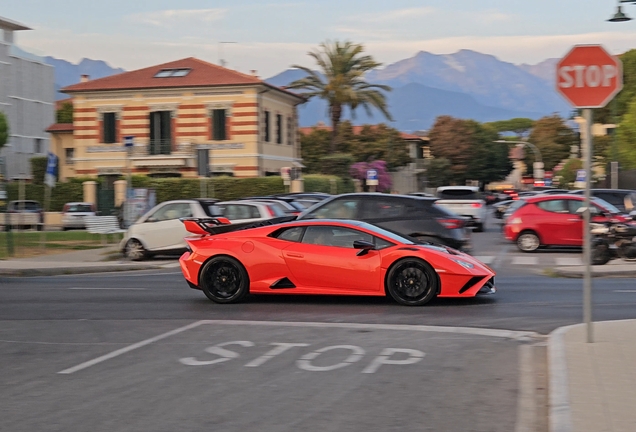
[1,209,634,432]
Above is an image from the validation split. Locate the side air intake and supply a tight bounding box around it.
[459,276,486,294]
[270,277,296,289]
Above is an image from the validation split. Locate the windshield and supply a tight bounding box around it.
[357,221,415,245]
[66,204,93,212]
[592,197,621,214]
[437,189,481,200]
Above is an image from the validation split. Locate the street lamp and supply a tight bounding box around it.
[608,1,636,22]
[494,140,544,182]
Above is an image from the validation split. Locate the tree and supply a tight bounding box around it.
[427,116,474,184]
[56,101,73,123]
[349,123,411,170]
[555,158,582,189]
[595,49,636,124]
[465,121,512,185]
[300,127,331,173]
[527,114,579,171]
[288,40,392,152]
[0,111,8,151]
[425,158,453,188]
[615,98,636,169]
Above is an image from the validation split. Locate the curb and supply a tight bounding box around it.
[548,323,579,432]
[0,264,168,277]
[549,266,636,278]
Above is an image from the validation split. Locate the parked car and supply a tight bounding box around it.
[61,202,96,230]
[503,194,632,252]
[434,186,487,232]
[120,199,222,260]
[568,189,636,213]
[5,200,44,231]
[179,217,495,305]
[215,200,287,222]
[297,193,471,251]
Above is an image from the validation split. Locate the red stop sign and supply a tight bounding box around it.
[556,45,623,108]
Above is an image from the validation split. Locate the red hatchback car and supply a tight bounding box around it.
[504,194,630,252]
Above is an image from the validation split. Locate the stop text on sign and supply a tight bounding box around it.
[558,64,618,89]
[179,341,425,374]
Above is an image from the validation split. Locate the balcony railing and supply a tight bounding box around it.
[148,139,172,156]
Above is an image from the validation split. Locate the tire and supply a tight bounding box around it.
[199,256,250,304]
[517,231,540,252]
[385,258,438,306]
[124,239,148,261]
[474,223,484,233]
[591,242,611,265]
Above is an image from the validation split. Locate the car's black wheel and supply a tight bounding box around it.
[386,259,438,306]
[124,239,147,261]
[517,231,540,252]
[474,223,484,233]
[200,256,249,304]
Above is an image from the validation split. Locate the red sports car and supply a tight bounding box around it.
[179,217,496,306]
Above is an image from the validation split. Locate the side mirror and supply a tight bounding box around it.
[353,240,375,256]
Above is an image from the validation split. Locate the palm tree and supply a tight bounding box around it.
[287,40,392,152]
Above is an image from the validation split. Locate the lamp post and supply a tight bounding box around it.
[608,0,636,21]
[494,140,544,184]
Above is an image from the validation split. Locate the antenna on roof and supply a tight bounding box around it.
[218,41,237,67]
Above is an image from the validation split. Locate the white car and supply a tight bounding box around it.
[62,202,96,230]
[120,199,284,260]
[120,199,221,260]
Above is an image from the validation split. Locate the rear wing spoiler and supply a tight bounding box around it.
[180,215,298,235]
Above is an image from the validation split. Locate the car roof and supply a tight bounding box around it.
[325,192,438,202]
[436,186,480,191]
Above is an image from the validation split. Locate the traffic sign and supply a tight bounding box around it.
[366,169,378,186]
[124,136,135,147]
[575,169,586,182]
[556,45,623,108]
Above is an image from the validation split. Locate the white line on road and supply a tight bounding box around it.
[57,320,540,375]
[614,290,636,293]
[511,256,539,266]
[555,257,583,266]
[57,320,207,374]
[68,287,148,290]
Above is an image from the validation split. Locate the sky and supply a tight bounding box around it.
[3,0,636,78]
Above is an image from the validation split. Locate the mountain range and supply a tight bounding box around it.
[45,50,569,131]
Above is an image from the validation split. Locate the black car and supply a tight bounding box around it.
[297,193,471,251]
[569,189,636,213]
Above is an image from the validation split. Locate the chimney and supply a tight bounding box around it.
[250,70,259,78]
[80,74,90,83]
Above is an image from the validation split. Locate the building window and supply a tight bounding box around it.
[276,114,282,144]
[103,112,117,144]
[65,148,74,165]
[149,111,172,155]
[212,109,227,141]
[154,68,192,78]
[264,111,270,142]
[34,138,43,154]
[287,117,293,145]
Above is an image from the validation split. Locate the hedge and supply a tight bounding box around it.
[3,174,354,211]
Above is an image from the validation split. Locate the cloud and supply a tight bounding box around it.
[352,7,436,23]
[127,9,228,27]
[476,10,515,23]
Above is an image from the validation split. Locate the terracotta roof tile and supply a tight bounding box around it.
[61,57,303,100]
[46,123,74,133]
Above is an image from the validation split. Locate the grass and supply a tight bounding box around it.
[0,230,121,260]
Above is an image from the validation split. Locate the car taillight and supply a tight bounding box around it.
[471,203,482,208]
[437,218,464,229]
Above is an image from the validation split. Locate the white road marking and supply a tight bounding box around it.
[555,257,583,266]
[297,345,365,371]
[68,287,147,290]
[57,320,539,375]
[473,255,495,265]
[614,290,636,293]
[58,320,207,374]
[160,262,181,268]
[362,348,425,374]
[511,256,539,266]
[244,343,309,367]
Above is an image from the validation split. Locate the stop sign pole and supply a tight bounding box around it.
[556,45,623,343]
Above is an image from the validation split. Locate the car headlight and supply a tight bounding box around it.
[452,259,474,269]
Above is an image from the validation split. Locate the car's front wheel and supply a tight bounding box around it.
[124,239,148,261]
[200,256,249,304]
[517,231,540,252]
[386,259,438,306]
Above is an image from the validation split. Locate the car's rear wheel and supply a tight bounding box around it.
[124,239,147,261]
[517,231,540,252]
[386,259,438,306]
[474,222,484,233]
[200,256,249,304]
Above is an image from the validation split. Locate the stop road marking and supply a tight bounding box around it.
[179,341,426,374]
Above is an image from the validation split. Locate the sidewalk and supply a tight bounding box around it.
[549,320,636,432]
[0,246,177,276]
[551,262,636,278]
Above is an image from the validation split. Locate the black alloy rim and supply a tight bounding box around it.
[205,260,242,298]
[392,263,430,300]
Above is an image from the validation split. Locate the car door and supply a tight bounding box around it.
[138,202,192,250]
[535,199,576,245]
[282,225,382,292]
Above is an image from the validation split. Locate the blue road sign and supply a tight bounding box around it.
[575,169,586,182]
[124,136,135,147]
[367,169,378,181]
